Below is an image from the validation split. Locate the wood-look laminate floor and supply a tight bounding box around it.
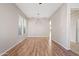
[3,37,78,56]
[70,41,79,55]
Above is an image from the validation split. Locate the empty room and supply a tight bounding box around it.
[0,3,79,56]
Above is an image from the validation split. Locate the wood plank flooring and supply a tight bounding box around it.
[2,37,78,56]
[70,41,79,55]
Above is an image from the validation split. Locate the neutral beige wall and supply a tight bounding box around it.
[28,17,49,37]
[51,4,69,50]
[0,4,28,54]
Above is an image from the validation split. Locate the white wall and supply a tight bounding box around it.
[51,4,70,50]
[28,17,49,37]
[0,4,28,54]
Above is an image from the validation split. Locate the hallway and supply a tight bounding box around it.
[3,37,78,56]
[1,3,79,56]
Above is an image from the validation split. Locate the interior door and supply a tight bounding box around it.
[76,19,79,43]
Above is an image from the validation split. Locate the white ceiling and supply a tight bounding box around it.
[16,3,62,18]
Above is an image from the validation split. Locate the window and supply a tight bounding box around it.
[18,15,27,36]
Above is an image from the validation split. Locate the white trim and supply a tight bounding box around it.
[52,39,70,50]
[0,38,26,56]
[66,4,71,50]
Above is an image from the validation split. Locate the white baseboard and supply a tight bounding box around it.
[0,38,26,56]
[52,39,70,50]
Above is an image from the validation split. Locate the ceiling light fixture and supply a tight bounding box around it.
[39,3,42,5]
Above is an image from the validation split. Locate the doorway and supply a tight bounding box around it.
[70,9,79,55]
